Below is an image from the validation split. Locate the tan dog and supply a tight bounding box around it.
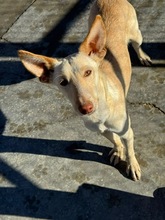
[18,0,151,181]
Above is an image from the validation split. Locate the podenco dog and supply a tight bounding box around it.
[18,0,151,181]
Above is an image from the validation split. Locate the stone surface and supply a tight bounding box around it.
[0,0,165,219]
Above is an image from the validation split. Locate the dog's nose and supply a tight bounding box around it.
[78,102,94,115]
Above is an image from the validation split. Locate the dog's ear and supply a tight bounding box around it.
[79,15,106,60]
[18,50,58,83]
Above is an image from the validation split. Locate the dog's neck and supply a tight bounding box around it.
[98,58,121,102]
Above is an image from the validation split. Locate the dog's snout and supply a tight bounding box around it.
[78,101,94,115]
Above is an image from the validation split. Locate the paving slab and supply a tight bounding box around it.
[0,0,165,219]
[0,0,34,38]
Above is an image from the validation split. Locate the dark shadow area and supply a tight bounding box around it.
[1,42,165,86]
[1,41,165,86]
[129,42,165,67]
[42,0,93,57]
[0,135,110,165]
[0,158,165,219]
[0,41,82,85]
[0,110,6,135]
[0,0,93,86]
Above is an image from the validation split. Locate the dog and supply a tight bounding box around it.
[18,0,151,181]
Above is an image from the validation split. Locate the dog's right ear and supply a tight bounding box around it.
[79,15,106,60]
[18,50,58,83]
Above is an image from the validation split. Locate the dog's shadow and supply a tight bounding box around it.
[0,109,129,180]
[67,142,128,177]
[0,134,128,179]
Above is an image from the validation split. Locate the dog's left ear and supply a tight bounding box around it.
[18,50,58,83]
[79,15,106,60]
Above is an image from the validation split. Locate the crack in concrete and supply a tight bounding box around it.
[127,101,165,114]
[150,103,165,114]
[1,0,37,40]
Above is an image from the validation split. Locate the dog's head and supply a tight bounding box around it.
[18,15,106,116]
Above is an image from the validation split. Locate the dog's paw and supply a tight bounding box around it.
[139,51,152,66]
[109,148,125,166]
[126,157,141,181]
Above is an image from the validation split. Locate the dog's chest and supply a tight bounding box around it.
[82,108,109,133]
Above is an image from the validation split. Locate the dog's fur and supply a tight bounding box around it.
[18,0,151,181]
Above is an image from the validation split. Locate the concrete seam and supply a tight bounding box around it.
[1,0,37,41]
[127,101,165,114]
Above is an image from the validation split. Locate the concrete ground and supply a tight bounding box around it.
[0,0,165,219]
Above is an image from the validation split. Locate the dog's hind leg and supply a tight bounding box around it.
[131,29,152,66]
[129,7,152,66]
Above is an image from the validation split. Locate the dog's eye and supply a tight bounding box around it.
[60,78,68,86]
[84,70,92,77]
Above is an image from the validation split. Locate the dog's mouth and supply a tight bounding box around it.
[79,109,95,116]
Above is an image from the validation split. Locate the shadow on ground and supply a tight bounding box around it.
[0,157,165,219]
[0,0,92,86]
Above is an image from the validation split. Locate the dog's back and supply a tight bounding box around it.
[89,0,139,95]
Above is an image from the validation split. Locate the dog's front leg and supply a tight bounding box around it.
[122,125,141,181]
[102,131,125,165]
